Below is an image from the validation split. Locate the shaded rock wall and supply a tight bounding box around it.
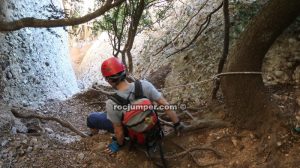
[0,0,79,107]
[263,21,300,86]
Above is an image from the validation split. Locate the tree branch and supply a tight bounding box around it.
[166,2,223,58]
[0,0,125,31]
[153,0,209,57]
[212,0,230,100]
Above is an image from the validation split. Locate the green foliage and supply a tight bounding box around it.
[91,0,173,47]
[231,0,263,39]
[140,10,153,30]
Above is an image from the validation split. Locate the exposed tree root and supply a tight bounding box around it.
[165,145,223,159]
[150,143,223,166]
[91,85,115,95]
[182,110,197,120]
[11,108,88,138]
[158,117,174,127]
[171,141,204,167]
[165,119,230,138]
[87,101,106,106]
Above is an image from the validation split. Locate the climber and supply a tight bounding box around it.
[87,56,184,154]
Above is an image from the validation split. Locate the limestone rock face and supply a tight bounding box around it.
[0,0,79,107]
[77,33,113,89]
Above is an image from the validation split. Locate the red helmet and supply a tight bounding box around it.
[101,57,126,77]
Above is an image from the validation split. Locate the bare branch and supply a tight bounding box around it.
[0,0,125,31]
[212,0,230,100]
[153,0,209,57]
[166,2,223,58]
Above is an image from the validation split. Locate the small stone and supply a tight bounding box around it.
[288,38,296,44]
[33,144,39,151]
[1,140,9,147]
[30,138,38,145]
[266,75,273,80]
[78,153,84,160]
[8,150,16,158]
[13,141,21,148]
[22,139,28,144]
[22,101,29,107]
[41,144,49,149]
[45,127,54,134]
[276,142,282,146]
[14,120,28,133]
[231,137,238,147]
[11,127,17,134]
[6,71,13,79]
[92,142,106,151]
[287,62,293,68]
[27,146,33,153]
[274,71,284,77]
[296,97,300,107]
[296,115,300,121]
[19,149,25,156]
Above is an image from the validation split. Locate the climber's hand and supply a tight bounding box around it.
[105,140,120,155]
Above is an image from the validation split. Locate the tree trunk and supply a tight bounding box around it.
[221,0,300,130]
[122,0,145,74]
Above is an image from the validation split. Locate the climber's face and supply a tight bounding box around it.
[105,77,117,88]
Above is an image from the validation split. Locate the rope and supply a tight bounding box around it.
[158,71,262,92]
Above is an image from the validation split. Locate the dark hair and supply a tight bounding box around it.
[107,71,126,83]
